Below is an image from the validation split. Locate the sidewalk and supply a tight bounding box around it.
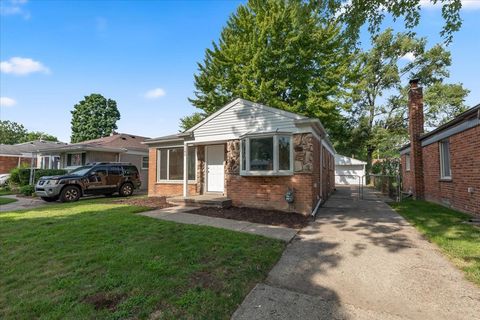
[139,206,298,242]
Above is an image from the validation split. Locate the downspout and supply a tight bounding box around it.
[311,136,324,218]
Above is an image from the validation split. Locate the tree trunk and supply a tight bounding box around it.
[365,146,374,185]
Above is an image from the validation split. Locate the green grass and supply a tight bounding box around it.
[0,188,13,196]
[0,197,17,205]
[390,199,480,286]
[0,200,284,319]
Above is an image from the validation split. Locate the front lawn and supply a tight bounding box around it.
[390,200,480,286]
[0,197,17,205]
[0,200,284,319]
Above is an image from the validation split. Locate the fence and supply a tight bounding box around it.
[335,174,402,202]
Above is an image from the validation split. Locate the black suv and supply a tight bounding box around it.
[36,162,141,202]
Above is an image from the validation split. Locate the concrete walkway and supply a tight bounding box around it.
[0,195,47,212]
[139,206,298,242]
[232,186,480,320]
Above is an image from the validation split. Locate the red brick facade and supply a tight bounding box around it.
[147,134,335,215]
[402,125,480,216]
[0,156,34,173]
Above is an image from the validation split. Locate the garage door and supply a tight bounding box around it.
[335,165,364,185]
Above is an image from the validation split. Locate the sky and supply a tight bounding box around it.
[1,0,479,143]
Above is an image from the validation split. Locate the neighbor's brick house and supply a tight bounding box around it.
[400,79,480,216]
[144,98,335,215]
[0,140,67,173]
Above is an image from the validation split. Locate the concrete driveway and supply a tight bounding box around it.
[233,186,480,320]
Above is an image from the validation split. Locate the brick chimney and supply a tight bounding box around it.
[408,79,425,199]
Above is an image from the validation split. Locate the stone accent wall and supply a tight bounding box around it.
[196,146,205,194]
[224,133,334,216]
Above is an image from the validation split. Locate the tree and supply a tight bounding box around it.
[70,94,120,143]
[21,131,58,143]
[343,29,469,176]
[185,0,351,137]
[328,0,463,45]
[0,120,27,144]
[179,112,206,132]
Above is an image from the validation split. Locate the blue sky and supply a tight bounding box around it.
[1,0,479,143]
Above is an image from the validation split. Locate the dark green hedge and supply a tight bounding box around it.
[9,168,68,186]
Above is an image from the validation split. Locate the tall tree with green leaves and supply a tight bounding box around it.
[344,29,469,175]
[22,131,58,142]
[0,120,27,144]
[183,0,351,136]
[325,0,463,45]
[70,94,120,143]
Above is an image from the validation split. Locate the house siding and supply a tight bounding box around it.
[402,125,480,216]
[193,101,300,139]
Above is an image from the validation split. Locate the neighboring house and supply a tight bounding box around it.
[144,98,336,215]
[335,154,366,185]
[39,133,150,189]
[400,79,480,216]
[0,140,67,173]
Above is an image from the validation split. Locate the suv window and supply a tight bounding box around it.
[88,167,108,182]
[108,166,123,176]
[123,165,138,176]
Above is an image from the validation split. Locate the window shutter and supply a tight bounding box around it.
[81,153,86,165]
[67,154,72,166]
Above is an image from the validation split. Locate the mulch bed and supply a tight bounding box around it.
[111,196,173,209]
[187,206,310,229]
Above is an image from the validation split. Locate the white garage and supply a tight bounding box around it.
[335,154,366,185]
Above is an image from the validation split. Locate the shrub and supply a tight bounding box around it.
[9,168,67,187]
[19,185,35,196]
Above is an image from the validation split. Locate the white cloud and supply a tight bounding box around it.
[0,57,50,75]
[0,0,30,19]
[401,52,416,62]
[420,0,480,10]
[0,97,17,107]
[145,88,166,99]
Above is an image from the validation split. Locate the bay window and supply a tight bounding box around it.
[240,134,293,175]
[157,146,196,182]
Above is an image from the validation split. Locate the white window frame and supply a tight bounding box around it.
[405,154,411,171]
[439,139,452,180]
[156,146,196,183]
[240,133,293,176]
[67,152,85,167]
[141,156,149,170]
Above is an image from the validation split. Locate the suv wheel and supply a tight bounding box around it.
[60,186,81,202]
[119,183,134,197]
[41,196,59,202]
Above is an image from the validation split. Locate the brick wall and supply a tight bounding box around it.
[408,79,425,199]
[422,125,480,216]
[147,147,198,197]
[0,156,33,173]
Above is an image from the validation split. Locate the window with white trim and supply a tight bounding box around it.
[405,154,411,171]
[156,147,196,181]
[240,134,293,175]
[439,140,451,179]
[141,156,149,169]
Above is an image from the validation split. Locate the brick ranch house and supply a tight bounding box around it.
[0,140,67,173]
[144,98,336,215]
[400,79,480,216]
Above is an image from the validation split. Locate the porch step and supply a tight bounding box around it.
[167,195,232,208]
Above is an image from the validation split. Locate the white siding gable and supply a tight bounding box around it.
[191,99,307,142]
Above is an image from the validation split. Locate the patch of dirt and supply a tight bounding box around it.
[190,270,224,291]
[84,292,125,311]
[112,196,174,209]
[187,206,310,229]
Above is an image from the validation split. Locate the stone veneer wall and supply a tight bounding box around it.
[225,133,319,215]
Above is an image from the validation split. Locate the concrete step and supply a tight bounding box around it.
[167,196,232,208]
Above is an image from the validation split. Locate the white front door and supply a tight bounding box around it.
[206,144,224,193]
